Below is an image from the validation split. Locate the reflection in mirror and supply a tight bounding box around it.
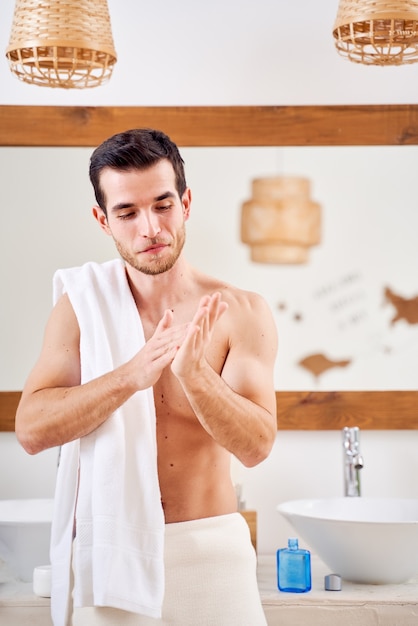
[1,146,418,396]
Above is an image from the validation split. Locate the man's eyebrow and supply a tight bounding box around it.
[109,192,176,213]
[110,202,135,213]
[155,191,176,202]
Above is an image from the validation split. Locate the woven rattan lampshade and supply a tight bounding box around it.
[333,0,418,65]
[240,177,321,264]
[6,0,117,88]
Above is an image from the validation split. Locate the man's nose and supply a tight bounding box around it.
[139,212,161,237]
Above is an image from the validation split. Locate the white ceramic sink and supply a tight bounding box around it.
[277,497,418,584]
[0,498,54,582]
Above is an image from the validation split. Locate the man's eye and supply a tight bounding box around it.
[156,205,171,211]
[119,212,135,220]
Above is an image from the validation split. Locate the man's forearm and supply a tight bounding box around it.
[15,364,138,455]
[178,364,276,467]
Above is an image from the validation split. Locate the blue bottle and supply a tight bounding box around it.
[277,537,311,592]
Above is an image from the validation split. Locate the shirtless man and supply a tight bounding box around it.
[15,129,278,626]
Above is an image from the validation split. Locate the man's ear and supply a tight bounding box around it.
[92,205,111,235]
[182,188,192,220]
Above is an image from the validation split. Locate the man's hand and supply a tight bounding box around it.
[170,292,228,382]
[131,309,189,389]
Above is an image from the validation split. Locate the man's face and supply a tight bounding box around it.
[93,159,191,275]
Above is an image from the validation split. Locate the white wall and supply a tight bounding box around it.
[1,1,418,555]
[1,0,418,106]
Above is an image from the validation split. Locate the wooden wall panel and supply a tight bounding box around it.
[1,391,417,432]
[276,391,418,430]
[1,105,418,147]
[0,392,21,432]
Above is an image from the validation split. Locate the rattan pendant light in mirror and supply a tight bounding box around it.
[240,177,321,264]
[6,0,117,88]
[333,0,418,65]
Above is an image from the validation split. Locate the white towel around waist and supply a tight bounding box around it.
[72,514,267,626]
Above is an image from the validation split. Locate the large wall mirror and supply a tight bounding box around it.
[1,105,417,431]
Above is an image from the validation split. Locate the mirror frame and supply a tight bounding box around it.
[1,104,417,431]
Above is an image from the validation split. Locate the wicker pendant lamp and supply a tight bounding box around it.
[240,177,321,264]
[6,0,117,89]
[333,0,418,65]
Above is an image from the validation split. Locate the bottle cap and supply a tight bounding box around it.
[324,573,342,591]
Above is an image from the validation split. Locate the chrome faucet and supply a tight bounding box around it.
[342,426,364,497]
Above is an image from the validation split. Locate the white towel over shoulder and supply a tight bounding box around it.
[50,259,165,626]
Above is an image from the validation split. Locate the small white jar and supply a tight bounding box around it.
[33,564,51,598]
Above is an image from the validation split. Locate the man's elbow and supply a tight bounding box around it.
[15,427,40,455]
[15,412,44,456]
[241,432,276,468]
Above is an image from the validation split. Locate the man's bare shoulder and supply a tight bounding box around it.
[195,271,274,322]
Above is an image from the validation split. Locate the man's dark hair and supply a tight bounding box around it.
[89,128,187,215]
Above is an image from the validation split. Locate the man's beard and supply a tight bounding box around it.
[113,225,186,276]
